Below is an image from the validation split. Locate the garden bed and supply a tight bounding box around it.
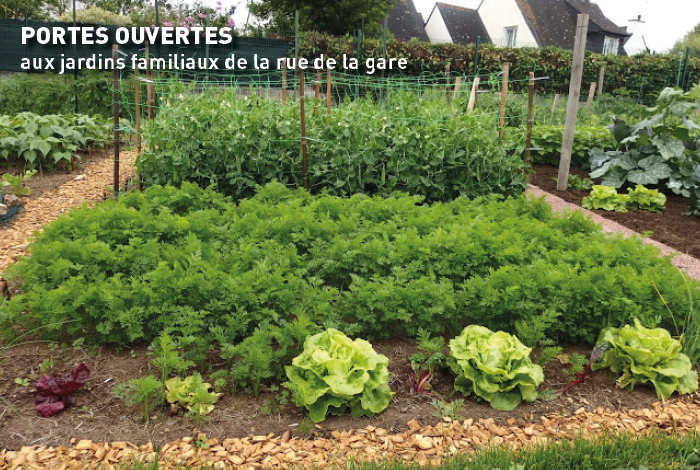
[529,164,700,260]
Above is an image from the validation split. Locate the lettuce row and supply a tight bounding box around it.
[285,329,394,423]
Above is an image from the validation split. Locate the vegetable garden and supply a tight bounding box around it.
[1,65,700,469]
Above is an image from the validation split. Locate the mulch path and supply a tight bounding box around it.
[2,159,700,469]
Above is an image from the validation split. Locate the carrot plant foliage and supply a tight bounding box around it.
[2,182,698,348]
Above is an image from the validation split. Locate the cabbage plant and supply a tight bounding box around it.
[592,319,698,399]
[285,328,394,423]
[448,325,544,411]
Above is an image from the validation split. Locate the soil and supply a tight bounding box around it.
[0,339,659,451]
[529,164,700,260]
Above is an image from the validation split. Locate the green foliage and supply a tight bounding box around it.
[626,185,667,212]
[14,377,30,387]
[137,89,528,204]
[535,346,563,368]
[217,316,318,396]
[1,170,37,197]
[0,113,110,168]
[165,372,220,416]
[3,182,700,349]
[561,352,588,383]
[247,0,395,35]
[112,374,164,422]
[593,319,699,399]
[408,328,446,374]
[149,332,194,384]
[431,398,465,420]
[448,325,544,411]
[284,328,394,423]
[566,175,594,191]
[525,125,616,166]
[0,71,134,118]
[58,6,133,25]
[670,23,700,57]
[582,185,667,212]
[582,185,630,212]
[39,358,54,373]
[589,87,700,215]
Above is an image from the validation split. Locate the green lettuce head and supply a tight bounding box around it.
[592,319,698,399]
[285,328,394,423]
[448,325,544,411]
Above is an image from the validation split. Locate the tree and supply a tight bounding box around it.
[247,0,398,36]
[0,0,61,20]
[670,24,700,57]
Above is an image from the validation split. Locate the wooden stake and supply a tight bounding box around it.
[282,61,287,103]
[326,69,331,116]
[498,62,510,143]
[586,82,597,106]
[557,14,589,191]
[112,44,120,199]
[551,93,561,115]
[452,77,462,101]
[598,67,605,96]
[299,68,308,192]
[134,66,141,152]
[525,72,535,167]
[314,71,321,114]
[467,77,480,112]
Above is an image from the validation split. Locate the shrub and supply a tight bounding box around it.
[448,325,543,411]
[285,329,393,422]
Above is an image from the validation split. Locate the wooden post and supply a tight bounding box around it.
[551,94,561,115]
[525,72,535,166]
[586,82,596,106]
[597,67,605,96]
[299,69,308,192]
[326,69,332,116]
[498,62,510,143]
[282,61,287,103]
[134,66,141,151]
[557,14,589,190]
[452,77,462,101]
[467,77,480,112]
[145,42,155,120]
[112,45,120,199]
[314,71,321,114]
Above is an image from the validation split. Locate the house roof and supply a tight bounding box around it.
[431,2,491,44]
[386,0,430,42]
[513,0,629,49]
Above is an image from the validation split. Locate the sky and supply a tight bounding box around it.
[203,0,699,54]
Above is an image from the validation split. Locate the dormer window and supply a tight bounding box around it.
[503,26,518,47]
[603,36,620,55]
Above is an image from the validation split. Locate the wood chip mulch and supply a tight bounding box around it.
[2,399,700,469]
[0,151,138,275]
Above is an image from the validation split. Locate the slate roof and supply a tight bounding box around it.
[386,0,430,41]
[428,2,491,44]
[513,0,630,49]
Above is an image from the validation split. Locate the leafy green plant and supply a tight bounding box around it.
[112,375,165,422]
[1,170,36,197]
[165,372,221,417]
[448,325,544,411]
[39,358,54,373]
[626,185,667,212]
[285,328,394,423]
[582,185,630,212]
[561,352,589,383]
[535,346,563,368]
[592,319,699,399]
[566,174,594,191]
[260,384,292,415]
[409,328,446,375]
[0,113,110,168]
[431,398,465,420]
[589,87,700,216]
[149,333,194,384]
[14,377,29,387]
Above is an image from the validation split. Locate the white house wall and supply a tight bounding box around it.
[478,0,539,47]
[425,8,453,43]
